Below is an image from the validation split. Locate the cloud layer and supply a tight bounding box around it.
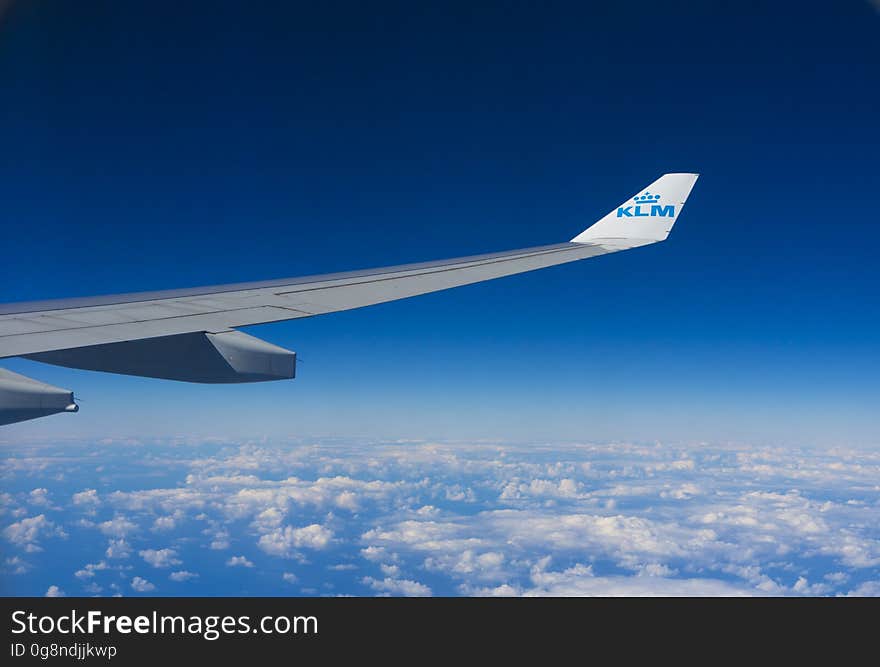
[2,438,879,596]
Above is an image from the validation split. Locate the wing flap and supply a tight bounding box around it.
[28,330,296,383]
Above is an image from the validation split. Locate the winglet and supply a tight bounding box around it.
[571,173,699,246]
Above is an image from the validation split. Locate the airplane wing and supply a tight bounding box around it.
[0,173,698,425]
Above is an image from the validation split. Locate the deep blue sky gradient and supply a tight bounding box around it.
[1,1,878,444]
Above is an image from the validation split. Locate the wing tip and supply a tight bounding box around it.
[570,172,699,245]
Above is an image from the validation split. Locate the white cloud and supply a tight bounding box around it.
[282,572,298,584]
[483,511,717,562]
[360,546,390,562]
[845,581,880,597]
[45,585,65,597]
[105,538,132,559]
[3,514,66,552]
[424,550,507,581]
[460,559,755,596]
[792,576,830,596]
[500,478,581,501]
[169,570,198,582]
[139,548,182,568]
[98,516,137,538]
[362,520,487,554]
[74,561,110,579]
[661,483,702,500]
[639,563,677,577]
[363,576,432,597]
[226,556,254,568]
[152,515,178,532]
[131,576,156,592]
[205,527,231,550]
[72,489,100,508]
[28,488,51,507]
[328,563,357,571]
[335,491,359,511]
[258,524,334,557]
[470,576,755,597]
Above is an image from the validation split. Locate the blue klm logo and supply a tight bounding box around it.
[617,191,675,218]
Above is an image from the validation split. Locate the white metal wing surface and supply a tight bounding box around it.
[0,173,698,425]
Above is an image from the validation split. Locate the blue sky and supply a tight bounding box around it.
[1,1,879,445]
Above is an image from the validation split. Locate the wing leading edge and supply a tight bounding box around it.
[0,173,698,425]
